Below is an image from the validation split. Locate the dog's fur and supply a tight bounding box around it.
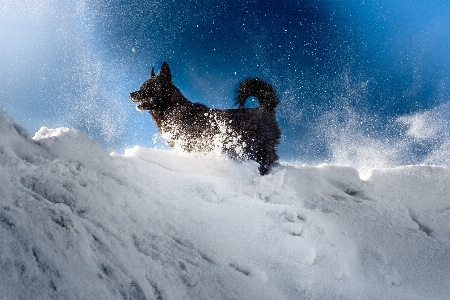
[130,62,281,175]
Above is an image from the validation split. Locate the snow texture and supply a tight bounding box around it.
[0,110,449,300]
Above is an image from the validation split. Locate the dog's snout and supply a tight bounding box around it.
[129,91,140,102]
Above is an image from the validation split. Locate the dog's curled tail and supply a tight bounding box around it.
[236,78,279,111]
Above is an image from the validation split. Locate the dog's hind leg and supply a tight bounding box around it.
[259,164,270,176]
[256,146,279,175]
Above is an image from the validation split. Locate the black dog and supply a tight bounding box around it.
[130,62,280,175]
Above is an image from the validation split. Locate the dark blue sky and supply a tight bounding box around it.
[1,0,449,166]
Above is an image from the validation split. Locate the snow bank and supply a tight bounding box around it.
[0,110,449,299]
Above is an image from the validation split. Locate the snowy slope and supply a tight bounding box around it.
[0,110,449,300]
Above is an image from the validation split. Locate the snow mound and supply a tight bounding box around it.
[0,110,449,300]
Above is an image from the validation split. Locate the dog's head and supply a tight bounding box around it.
[130,62,174,111]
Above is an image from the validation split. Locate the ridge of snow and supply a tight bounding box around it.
[0,110,449,299]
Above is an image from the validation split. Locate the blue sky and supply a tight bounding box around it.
[1,0,449,165]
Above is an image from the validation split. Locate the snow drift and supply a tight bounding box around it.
[0,110,449,299]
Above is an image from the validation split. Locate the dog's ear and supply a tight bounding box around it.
[150,67,156,78]
[160,62,172,81]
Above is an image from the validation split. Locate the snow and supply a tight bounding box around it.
[0,109,449,300]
